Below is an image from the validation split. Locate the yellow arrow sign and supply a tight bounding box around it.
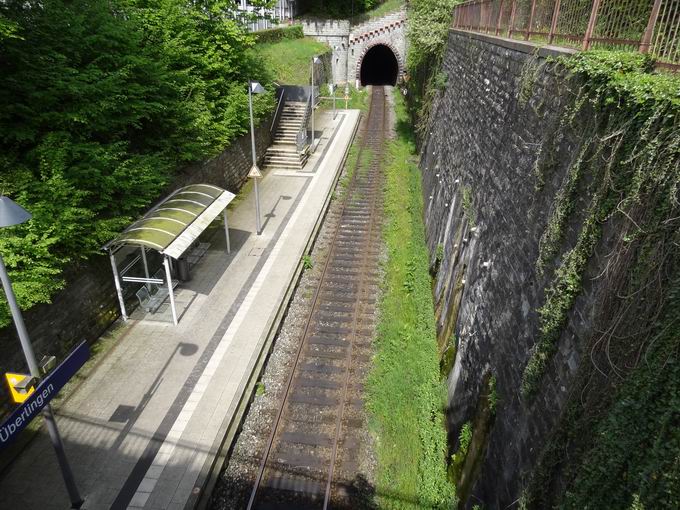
[5,372,35,404]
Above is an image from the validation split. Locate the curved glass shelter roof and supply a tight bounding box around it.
[105,184,235,259]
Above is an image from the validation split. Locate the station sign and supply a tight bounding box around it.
[0,341,90,449]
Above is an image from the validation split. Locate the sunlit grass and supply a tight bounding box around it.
[362,0,405,20]
[256,37,329,85]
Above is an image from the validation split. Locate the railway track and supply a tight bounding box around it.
[245,86,387,510]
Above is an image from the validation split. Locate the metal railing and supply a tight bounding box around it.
[296,92,312,152]
[270,87,286,134]
[452,0,680,69]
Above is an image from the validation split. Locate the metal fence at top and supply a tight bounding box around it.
[452,0,680,70]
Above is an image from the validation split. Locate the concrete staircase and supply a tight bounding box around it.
[264,101,310,170]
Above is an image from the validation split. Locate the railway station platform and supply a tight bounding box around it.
[0,108,361,510]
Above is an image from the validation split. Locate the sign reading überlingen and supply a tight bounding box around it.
[0,341,90,448]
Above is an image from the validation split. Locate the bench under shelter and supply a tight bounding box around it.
[103,183,235,325]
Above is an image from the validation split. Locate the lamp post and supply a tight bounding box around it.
[0,196,83,509]
[311,56,321,153]
[248,80,265,235]
[331,83,337,119]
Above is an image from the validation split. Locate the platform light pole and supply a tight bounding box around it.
[248,80,265,235]
[310,55,321,153]
[330,83,337,120]
[0,196,84,509]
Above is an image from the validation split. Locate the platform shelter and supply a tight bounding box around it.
[103,184,235,325]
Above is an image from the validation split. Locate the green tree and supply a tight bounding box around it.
[0,0,274,326]
[298,0,381,18]
[405,0,460,139]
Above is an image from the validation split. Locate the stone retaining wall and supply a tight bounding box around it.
[419,29,613,507]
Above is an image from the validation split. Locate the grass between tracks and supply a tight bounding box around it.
[366,92,456,509]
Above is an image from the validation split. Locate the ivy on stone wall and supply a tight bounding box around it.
[405,0,461,143]
[520,51,679,509]
[522,52,680,397]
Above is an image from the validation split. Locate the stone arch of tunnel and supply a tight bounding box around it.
[358,43,401,86]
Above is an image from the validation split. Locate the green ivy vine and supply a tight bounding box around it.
[522,51,680,396]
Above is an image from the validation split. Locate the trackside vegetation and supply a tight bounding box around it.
[366,91,455,509]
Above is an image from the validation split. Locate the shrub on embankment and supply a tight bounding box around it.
[404,0,460,143]
[0,0,275,327]
[252,24,304,44]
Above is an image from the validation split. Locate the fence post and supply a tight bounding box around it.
[548,0,561,44]
[639,0,662,53]
[526,0,538,40]
[477,1,484,31]
[496,0,505,36]
[582,0,602,51]
[477,2,487,32]
[487,1,494,32]
[508,0,518,38]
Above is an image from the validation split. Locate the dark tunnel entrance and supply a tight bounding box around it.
[360,44,399,86]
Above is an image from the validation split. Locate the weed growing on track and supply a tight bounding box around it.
[366,91,456,509]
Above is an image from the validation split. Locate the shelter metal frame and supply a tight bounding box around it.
[103,184,235,325]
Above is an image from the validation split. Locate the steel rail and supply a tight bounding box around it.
[246,86,386,510]
[322,88,386,509]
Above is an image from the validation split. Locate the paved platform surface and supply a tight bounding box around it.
[0,109,360,510]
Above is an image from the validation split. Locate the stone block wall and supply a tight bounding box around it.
[302,12,408,87]
[302,18,350,84]
[172,111,274,194]
[419,29,613,507]
[0,113,273,416]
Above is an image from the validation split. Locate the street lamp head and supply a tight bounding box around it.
[249,81,265,94]
[0,196,31,228]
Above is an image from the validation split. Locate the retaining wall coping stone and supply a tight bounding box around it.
[450,28,578,59]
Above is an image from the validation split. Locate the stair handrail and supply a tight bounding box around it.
[296,91,312,152]
[270,87,286,134]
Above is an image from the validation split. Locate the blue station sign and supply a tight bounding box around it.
[0,341,90,449]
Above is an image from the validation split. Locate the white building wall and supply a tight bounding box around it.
[240,0,302,32]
